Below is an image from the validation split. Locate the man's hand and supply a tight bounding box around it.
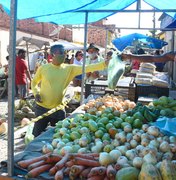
[35,94,42,103]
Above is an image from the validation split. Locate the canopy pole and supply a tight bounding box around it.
[26,41,30,70]
[105,28,108,57]
[80,11,88,105]
[8,0,17,176]
[137,0,141,29]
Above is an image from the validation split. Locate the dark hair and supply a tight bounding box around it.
[107,51,113,57]
[18,49,26,55]
[155,50,160,55]
[50,44,64,55]
[6,56,9,61]
[75,51,83,57]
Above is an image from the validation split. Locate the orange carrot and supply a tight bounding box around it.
[70,165,85,176]
[106,164,116,179]
[71,153,99,160]
[55,153,70,170]
[28,160,46,171]
[44,154,62,164]
[54,167,65,180]
[73,157,100,167]
[18,153,50,169]
[88,166,106,177]
[65,160,74,167]
[79,167,92,179]
[87,175,105,180]
[26,164,53,178]
[64,167,71,176]
[49,166,58,176]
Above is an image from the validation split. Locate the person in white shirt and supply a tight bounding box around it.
[70,51,83,86]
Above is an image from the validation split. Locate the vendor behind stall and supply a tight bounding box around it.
[31,44,110,137]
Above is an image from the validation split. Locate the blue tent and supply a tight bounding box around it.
[112,33,168,51]
[0,0,176,24]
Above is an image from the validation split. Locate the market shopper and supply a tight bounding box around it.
[70,50,83,86]
[31,44,110,137]
[15,49,31,100]
[86,43,104,80]
[34,52,48,73]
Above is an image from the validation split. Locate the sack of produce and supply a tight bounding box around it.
[140,62,156,70]
[135,78,152,85]
[139,66,155,74]
[136,72,153,79]
[152,78,169,87]
[107,54,125,89]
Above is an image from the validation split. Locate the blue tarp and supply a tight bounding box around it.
[0,0,176,24]
[112,33,168,51]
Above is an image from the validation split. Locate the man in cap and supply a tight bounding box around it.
[86,43,104,80]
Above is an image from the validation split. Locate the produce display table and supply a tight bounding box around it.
[85,77,136,101]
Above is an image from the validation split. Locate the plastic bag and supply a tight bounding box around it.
[107,54,125,89]
[152,117,176,136]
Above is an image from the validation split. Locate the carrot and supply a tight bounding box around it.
[88,166,106,177]
[106,164,116,179]
[55,153,70,170]
[87,175,105,180]
[28,160,46,171]
[71,153,99,160]
[73,157,100,167]
[26,164,53,178]
[49,166,58,176]
[64,167,71,176]
[70,165,85,176]
[65,160,74,167]
[79,167,92,179]
[18,153,50,169]
[44,154,62,164]
[54,167,65,180]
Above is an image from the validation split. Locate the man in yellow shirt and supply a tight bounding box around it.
[31,44,108,137]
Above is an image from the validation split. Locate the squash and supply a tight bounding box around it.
[0,122,8,134]
[159,160,176,180]
[115,167,139,180]
[138,163,162,180]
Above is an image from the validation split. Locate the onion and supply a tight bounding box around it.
[130,139,138,148]
[147,126,159,137]
[133,157,143,169]
[133,133,141,142]
[60,145,73,156]
[125,149,137,160]
[118,132,126,143]
[159,141,170,153]
[99,152,113,166]
[0,122,8,134]
[141,138,149,147]
[169,136,176,144]
[149,139,160,148]
[42,143,53,154]
[117,146,128,155]
[51,138,61,148]
[126,133,133,142]
[124,125,132,133]
[117,156,128,165]
[109,149,122,162]
[162,151,173,161]
[170,144,176,153]
[142,124,149,132]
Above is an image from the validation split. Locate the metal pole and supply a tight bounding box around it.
[105,28,108,57]
[8,0,17,176]
[80,12,88,105]
[26,41,30,70]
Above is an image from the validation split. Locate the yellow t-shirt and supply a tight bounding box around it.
[31,62,106,109]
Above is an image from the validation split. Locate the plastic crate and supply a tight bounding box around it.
[136,85,169,101]
[85,79,136,101]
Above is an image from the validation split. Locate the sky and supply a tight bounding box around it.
[106,1,162,36]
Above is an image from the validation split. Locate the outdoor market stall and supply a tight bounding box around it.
[0,0,176,178]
